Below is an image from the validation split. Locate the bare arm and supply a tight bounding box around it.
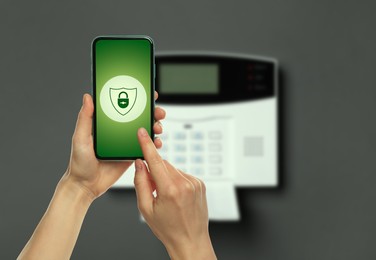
[17,178,93,260]
[18,92,215,259]
[18,93,165,260]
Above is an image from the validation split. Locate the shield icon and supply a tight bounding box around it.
[109,87,137,116]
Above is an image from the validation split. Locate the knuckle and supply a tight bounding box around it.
[182,181,195,195]
[165,186,180,198]
[200,180,206,193]
[193,178,202,189]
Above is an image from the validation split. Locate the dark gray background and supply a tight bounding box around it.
[1,0,375,259]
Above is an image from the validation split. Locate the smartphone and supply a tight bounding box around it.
[92,36,154,160]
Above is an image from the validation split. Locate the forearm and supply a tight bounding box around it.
[18,176,93,260]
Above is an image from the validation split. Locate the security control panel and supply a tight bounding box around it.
[112,52,279,220]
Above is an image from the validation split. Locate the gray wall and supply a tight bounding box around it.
[1,0,375,259]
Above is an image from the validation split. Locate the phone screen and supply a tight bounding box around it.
[92,36,154,159]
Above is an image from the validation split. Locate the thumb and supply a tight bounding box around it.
[134,159,154,216]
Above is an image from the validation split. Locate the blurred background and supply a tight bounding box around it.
[1,0,376,259]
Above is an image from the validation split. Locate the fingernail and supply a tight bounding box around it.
[139,128,148,137]
[82,94,86,105]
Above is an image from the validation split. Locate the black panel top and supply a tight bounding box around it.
[155,53,277,104]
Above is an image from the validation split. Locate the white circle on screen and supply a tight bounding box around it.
[99,75,147,123]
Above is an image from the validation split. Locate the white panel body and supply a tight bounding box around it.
[112,97,278,188]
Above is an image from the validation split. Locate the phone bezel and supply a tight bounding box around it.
[92,35,155,160]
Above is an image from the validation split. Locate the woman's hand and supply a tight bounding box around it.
[134,128,217,260]
[61,92,166,201]
[18,92,169,260]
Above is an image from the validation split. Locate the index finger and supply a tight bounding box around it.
[137,127,170,187]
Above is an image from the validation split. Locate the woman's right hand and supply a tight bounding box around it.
[134,128,217,260]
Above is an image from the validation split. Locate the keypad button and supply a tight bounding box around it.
[209,155,222,164]
[174,156,186,164]
[191,156,204,164]
[209,143,222,151]
[191,132,204,140]
[174,132,186,140]
[208,131,222,139]
[191,167,204,176]
[192,143,204,152]
[254,84,266,91]
[174,143,186,152]
[209,167,222,175]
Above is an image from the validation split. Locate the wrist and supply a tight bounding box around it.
[165,233,217,260]
[56,175,95,208]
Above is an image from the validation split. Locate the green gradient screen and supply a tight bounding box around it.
[93,37,153,159]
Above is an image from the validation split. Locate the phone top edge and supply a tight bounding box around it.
[92,35,154,45]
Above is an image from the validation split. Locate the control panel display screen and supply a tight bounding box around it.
[159,64,219,94]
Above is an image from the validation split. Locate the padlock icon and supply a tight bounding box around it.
[117,91,129,108]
